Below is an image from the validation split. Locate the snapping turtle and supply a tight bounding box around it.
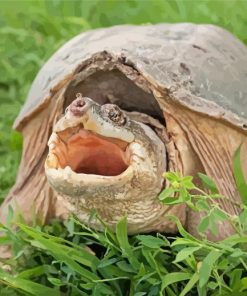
[1,23,247,240]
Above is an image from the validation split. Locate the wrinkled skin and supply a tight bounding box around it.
[45,95,186,233]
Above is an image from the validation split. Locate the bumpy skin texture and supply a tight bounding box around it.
[15,23,247,130]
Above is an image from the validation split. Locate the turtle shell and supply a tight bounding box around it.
[15,23,247,131]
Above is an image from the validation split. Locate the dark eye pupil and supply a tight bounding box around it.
[109,111,119,120]
[101,104,126,125]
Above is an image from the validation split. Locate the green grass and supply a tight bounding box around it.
[1,0,247,200]
[1,172,247,295]
[0,1,247,295]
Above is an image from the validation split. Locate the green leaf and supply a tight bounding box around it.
[199,250,222,288]
[233,144,247,206]
[18,265,57,279]
[223,236,247,246]
[6,205,14,228]
[229,269,242,291]
[207,281,218,289]
[47,277,63,286]
[240,277,247,291]
[198,173,218,193]
[116,261,135,273]
[97,257,119,268]
[159,196,183,205]
[179,187,191,202]
[116,217,130,253]
[136,271,158,288]
[230,248,245,258]
[161,272,192,291]
[196,200,210,212]
[163,172,180,182]
[211,208,229,224]
[171,238,199,247]
[197,216,210,233]
[141,248,158,270]
[116,217,140,270]
[64,219,74,236]
[159,187,176,201]
[147,285,160,296]
[182,176,195,190]
[239,208,247,231]
[17,224,100,282]
[217,258,230,270]
[168,215,198,241]
[136,263,146,278]
[179,272,199,296]
[0,269,60,296]
[173,247,201,263]
[136,235,167,248]
[92,282,115,295]
[208,215,218,236]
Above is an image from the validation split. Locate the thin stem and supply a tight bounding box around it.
[194,187,242,208]
[240,258,247,271]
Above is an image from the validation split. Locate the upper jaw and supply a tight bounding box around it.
[45,97,136,189]
[53,96,94,133]
[53,96,134,143]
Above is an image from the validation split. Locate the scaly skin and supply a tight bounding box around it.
[45,95,186,233]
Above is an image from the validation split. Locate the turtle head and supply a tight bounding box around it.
[45,94,167,232]
[46,93,135,179]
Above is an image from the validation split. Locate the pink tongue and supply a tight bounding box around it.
[55,130,128,176]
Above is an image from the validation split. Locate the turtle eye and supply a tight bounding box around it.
[101,104,126,126]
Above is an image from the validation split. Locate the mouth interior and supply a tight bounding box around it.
[51,126,130,176]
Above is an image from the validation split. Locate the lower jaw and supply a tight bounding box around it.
[45,161,169,233]
[45,159,134,199]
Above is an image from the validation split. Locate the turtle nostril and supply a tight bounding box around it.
[69,93,86,116]
[75,99,85,108]
[75,93,86,107]
[75,93,85,106]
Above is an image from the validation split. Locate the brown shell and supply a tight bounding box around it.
[15,23,247,131]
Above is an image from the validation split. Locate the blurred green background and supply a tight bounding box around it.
[0,0,247,201]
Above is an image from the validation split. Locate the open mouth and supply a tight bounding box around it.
[47,125,130,176]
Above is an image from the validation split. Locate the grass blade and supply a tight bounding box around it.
[179,272,199,296]
[161,272,191,291]
[17,223,100,282]
[199,250,222,288]
[0,269,59,296]
[233,144,247,206]
[198,173,218,193]
[116,217,140,270]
